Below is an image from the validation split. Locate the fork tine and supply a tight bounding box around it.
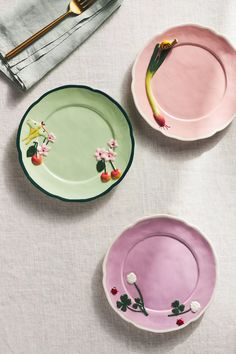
[78,0,95,11]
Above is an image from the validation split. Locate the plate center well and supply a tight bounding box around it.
[43,105,113,182]
[123,235,199,311]
[151,44,227,120]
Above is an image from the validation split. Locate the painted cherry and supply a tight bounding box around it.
[176,318,185,326]
[111,287,118,295]
[111,169,122,180]
[31,154,43,166]
[101,172,111,182]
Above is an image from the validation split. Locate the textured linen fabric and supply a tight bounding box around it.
[0,0,123,90]
[0,0,236,353]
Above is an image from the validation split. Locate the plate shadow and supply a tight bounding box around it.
[92,259,202,353]
[121,65,232,162]
[3,131,115,220]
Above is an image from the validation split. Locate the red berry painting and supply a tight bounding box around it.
[94,139,122,183]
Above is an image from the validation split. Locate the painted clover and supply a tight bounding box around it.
[114,273,148,317]
[94,138,122,182]
[168,300,201,327]
[23,119,56,166]
[169,300,186,316]
[117,294,132,312]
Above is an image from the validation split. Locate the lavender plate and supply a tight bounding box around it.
[103,215,217,333]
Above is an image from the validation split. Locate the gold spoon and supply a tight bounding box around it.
[5,0,94,61]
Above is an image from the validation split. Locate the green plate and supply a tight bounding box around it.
[17,85,135,202]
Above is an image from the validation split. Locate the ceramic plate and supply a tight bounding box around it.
[17,85,135,202]
[103,215,217,333]
[132,25,236,140]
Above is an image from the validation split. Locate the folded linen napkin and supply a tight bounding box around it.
[0,0,123,90]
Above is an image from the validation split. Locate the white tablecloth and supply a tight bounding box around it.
[0,0,235,353]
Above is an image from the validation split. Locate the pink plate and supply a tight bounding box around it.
[103,215,217,333]
[132,25,236,140]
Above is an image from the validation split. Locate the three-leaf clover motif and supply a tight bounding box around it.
[115,273,148,317]
[132,298,142,310]
[168,299,192,317]
[171,300,185,315]
[117,294,132,312]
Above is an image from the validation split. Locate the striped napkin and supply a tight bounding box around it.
[0,0,123,90]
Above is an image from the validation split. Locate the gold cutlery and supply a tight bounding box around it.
[5,0,95,61]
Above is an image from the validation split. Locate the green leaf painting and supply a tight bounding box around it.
[26,145,37,158]
[96,160,106,173]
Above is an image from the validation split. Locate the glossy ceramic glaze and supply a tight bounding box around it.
[132,25,236,140]
[103,215,217,333]
[17,86,135,201]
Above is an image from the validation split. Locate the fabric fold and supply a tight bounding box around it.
[0,0,123,90]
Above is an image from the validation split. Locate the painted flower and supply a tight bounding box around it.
[94,148,107,161]
[176,318,184,326]
[127,272,137,284]
[48,133,56,143]
[108,139,118,149]
[190,301,201,313]
[37,144,51,156]
[106,149,117,162]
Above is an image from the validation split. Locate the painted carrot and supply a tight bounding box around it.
[145,39,178,129]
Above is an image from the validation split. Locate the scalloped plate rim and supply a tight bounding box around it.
[16,85,135,202]
[131,24,236,141]
[103,214,218,333]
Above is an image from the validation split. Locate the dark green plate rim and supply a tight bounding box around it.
[16,85,135,203]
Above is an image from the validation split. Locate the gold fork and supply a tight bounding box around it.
[5,0,95,61]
